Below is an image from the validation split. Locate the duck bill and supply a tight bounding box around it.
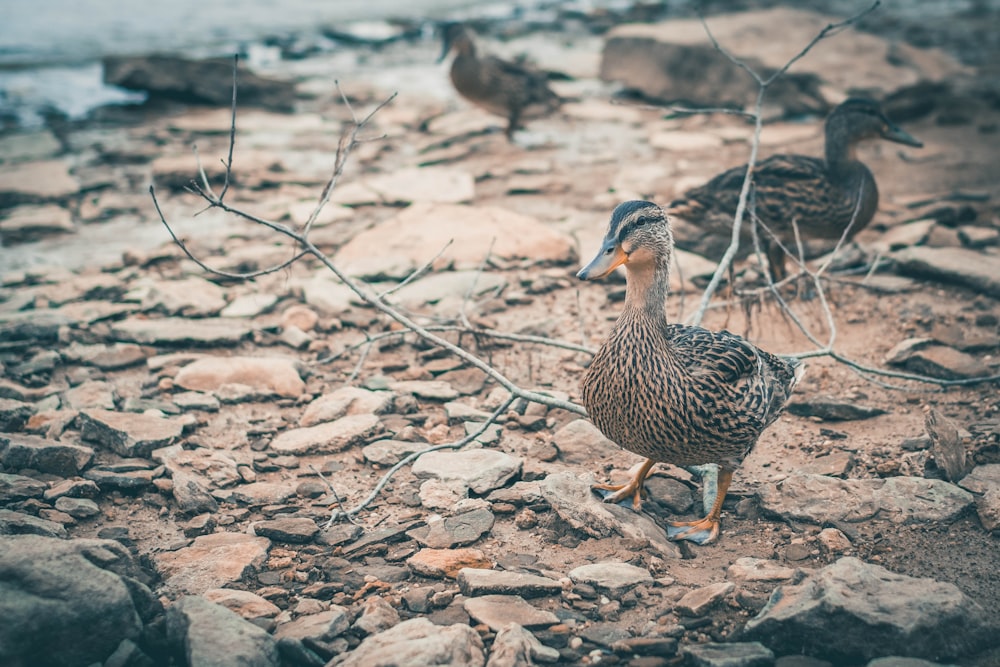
[577,241,627,280]
[882,124,923,148]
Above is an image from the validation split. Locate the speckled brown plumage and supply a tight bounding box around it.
[578,200,803,543]
[439,22,562,140]
[669,98,922,280]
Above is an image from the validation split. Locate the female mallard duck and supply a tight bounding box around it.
[438,22,562,141]
[578,201,804,544]
[669,97,923,280]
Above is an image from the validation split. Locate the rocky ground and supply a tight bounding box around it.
[1,3,1000,667]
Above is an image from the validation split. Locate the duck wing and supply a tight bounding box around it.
[665,324,801,431]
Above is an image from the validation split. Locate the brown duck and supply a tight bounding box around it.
[578,200,804,544]
[669,98,923,280]
[438,22,562,140]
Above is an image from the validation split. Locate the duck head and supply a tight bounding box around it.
[827,97,924,150]
[438,22,475,63]
[578,200,674,281]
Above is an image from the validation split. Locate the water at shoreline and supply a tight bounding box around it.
[0,0,522,126]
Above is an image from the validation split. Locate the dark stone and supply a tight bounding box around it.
[84,467,155,493]
[0,399,35,431]
[103,55,296,112]
[0,535,160,667]
[0,473,47,502]
[254,517,320,543]
[166,595,280,667]
[0,432,95,476]
[0,509,68,538]
[786,397,887,421]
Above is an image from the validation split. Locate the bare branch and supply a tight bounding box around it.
[325,396,516,525]
[218,54,239,202]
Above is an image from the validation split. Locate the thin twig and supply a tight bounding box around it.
[378,240,455,299]
[308,464,361,525]
[324,396,516,525]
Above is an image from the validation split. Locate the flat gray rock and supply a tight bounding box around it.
[0,433,94,476]
[362,439,426,466]
[408,508,495,548]
[487,623,561,666]
[78,408,185,458]
[153,444,244,487]
[275,607,350,642]
[550,418,622,464]
[299,386,395,427]
[390,380,461,401]
[457,568,563,599]
[568,562,654,598]
[0,509,68,538]
[269,414,382,454]
[675,582,735,616]
[757,473,973,525]
[253,517,319,543]
[539,472,681,559]
[0,473,47,502]
[0,536,157,667]
[412,449,523,495]
[328,617,484,667]
[63,342,149,370]
[681,642,774,667]
[126,276,227,316]
[166,595,280,667]
[111,316,253,346]
[174,356,305,399]
[64,380,118,410]
[893,245,1000,298]
[464,594,560,631]
[743,557,996,662]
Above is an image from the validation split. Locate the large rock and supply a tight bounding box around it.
[600,7,968,112]
[299,386,395,427]
[334,203,577,280]
[111,316,253,346]
[174,356,305,399]
[166,595,280,667]
[155,532,271,594]
[892,246,1000,298]
[0,433,94,476]
[78,408,185,458]
[328,617,485,667]
[539,472,681,559]
[103,55,296,112]
[269,413,382,454]
[0,535,160,667]
[411,449,523,495]
[743,557,997,662]
[757,473,974,525]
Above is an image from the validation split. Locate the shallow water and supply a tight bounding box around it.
[0,0,507,125]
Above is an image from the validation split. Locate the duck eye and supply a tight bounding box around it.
[635,218,646,227]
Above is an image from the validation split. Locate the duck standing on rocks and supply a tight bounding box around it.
[669,97,923,281]
[578,200,804,544]
[438,22,563,141]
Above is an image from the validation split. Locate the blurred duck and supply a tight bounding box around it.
[438,22,563,141]
[669,98,923,281]
[578,200,804,544]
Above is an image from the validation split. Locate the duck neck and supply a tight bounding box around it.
[824,125,861,176]
[623,261,671,325]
